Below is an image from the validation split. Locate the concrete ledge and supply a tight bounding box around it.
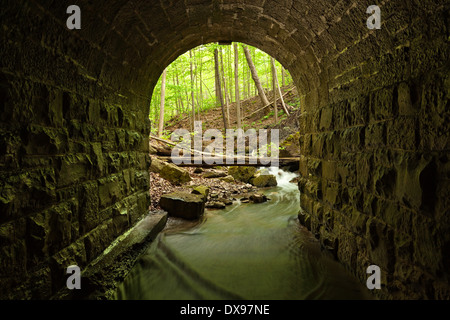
[52,211,168,300]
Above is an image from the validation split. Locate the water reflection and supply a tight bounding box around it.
[115,168,372,300]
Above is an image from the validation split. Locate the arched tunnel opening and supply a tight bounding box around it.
[0,0,449,301]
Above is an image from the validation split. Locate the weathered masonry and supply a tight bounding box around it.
[0,0,448,299]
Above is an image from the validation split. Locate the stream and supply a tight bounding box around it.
[114,168,372,300]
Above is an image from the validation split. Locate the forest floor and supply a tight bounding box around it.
[149,85,302,212]
[164,85,300,138]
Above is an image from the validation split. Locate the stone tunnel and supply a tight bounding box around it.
[0,0,448,299]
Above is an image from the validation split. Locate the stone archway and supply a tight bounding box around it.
[0,0,448,299]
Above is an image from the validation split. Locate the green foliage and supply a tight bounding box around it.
[149,42,293,129]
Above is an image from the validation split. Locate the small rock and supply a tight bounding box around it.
[219,175,235,183]
[206,201,226,209]
[210,193,219,199]
[249,193,268,203]
[191,185,210,201]
[218,198,233,206]
[193,168,204,174]
[203,170,228,178]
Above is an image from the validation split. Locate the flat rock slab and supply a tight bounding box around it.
[52,212,168,300]
[160,192,205,220]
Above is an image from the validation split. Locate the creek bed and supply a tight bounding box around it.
[114,168,372,300]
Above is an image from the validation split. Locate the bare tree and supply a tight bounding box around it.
[214,48,228,130]
[271,57,278,124]
[242,45,270,107]
[189,50,195,130]
[220,48,230,127]
[234,42,241,129]
[271,58,290,116]
[158,68,167,137]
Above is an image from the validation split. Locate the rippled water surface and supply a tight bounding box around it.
[115,168,372,300]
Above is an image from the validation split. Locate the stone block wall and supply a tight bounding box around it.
[0,0,448,300]
[297,2,449,299]
[0,1,151,299]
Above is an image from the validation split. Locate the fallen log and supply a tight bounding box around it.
[156,155,300,167]
[243,86,295,120]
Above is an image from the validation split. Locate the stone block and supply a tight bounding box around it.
[319,107,333,131]
[48,90,64,127]
[397,82,416,116]
[23,125,69,155]
[87,99,100,124]
[91,142,105,176]
[394,154,431,209]
[160,192,205,220]
[50,238,87,292]
[387,117,416,150]
[365,123,386,149]
[83,219,116,262]
[365,217,396,272]
[323,181,340,209]
[57,154,90,187]
[98,175,123,209]
[356,153,372,189]
[79,181,100,234]
[370,86,396,121]
[322,160,337,181]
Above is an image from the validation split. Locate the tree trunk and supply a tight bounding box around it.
[158,68,167,137]
[271,57,278,124]
[271,58,290,116]
[220,48,230,127]
[173,73,180,116]
[234,42,241,129]
[242,45,270,107]
[227,45,233,102]
[189,50,195,130]
[175,66,185,113]
[199,52,203,113]
[214,48,228,130]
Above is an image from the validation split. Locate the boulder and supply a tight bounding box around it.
[228,166,257,183]
[205,201,226,209]
[202,170,228,178]
[160,192,205,220]
[240,198,250,203]
[249,193,269,203]
[191,185,210,201]
[159,162,192,185]
[218,198,233,206]
[250,169,278,187]
[149,157,165,173]
[220,175,235,183]
[279,132,300,158]
[193,168,204,174]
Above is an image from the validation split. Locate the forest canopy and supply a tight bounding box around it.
[149,42,293,136]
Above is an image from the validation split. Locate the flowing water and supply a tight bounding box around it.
[114,168,372,300]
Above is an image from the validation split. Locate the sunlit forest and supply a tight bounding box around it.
[149,43,293,136]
